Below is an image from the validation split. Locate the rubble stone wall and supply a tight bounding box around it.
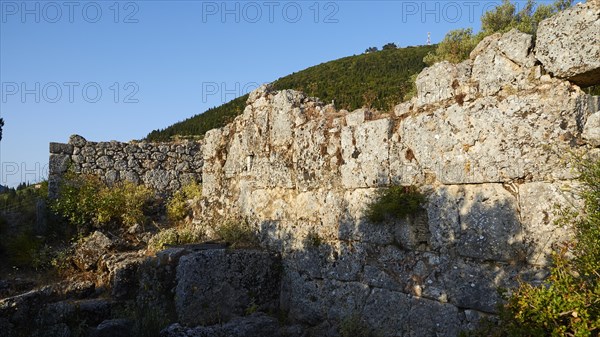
[48,135,203,197]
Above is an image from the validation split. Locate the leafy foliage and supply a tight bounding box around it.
[51,172,156,231]
[214,217,259,248]
[146,45,435,141]
[423,28,479,65]
[366,185,426,223]
[382,42,397,50]
[0,182,53,269]
[147,224,205,252]
[166,181,202,223]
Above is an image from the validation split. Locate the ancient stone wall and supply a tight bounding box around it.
[44,2,600,335]
[196,7,600,334]
[48,135,202,197]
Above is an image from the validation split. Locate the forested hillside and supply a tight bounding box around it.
[146,45,435,141]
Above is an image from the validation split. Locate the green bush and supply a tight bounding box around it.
[51,172,156,231]
[5,231,42,267]
[365,185,426,223]
[166,181,202,223]
[214,218,259,248]
[147,225,205,252]
[423,28,480,66]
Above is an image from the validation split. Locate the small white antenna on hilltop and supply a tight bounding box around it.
[427,32,431,46]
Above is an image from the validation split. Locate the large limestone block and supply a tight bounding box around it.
[293,118,342,190]
[535,2,600,87]
[401,82,588,184]
[341,118,392,188]
[362,288,461,337]
[472,30,535,96]
[496,29,535,67]
[415,61,471,107]
[427,184,524,262]
[583,111,600,147]
[175,249,281,327]
[519,181,580,265]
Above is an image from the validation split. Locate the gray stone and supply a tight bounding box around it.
[583,111,600,147]
[49,154,70,174]
[175,249,281,326]
[161,313,287,337]
[91,319,133,337]
[496,29,535,67]
[535,2,600,87]
[101,252,145,300]
[69,134,87,146]
[49,142,74,155]
[415,61,461,106]
[74,231,113,271]
[341,118,392,188]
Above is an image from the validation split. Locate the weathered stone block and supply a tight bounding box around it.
[583,111,600,147]
[175,249,281,326]
[49,142,73,155]
[535,2,600,87]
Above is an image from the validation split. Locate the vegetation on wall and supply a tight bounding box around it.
[499,157,600,336]
[365,185,427,223]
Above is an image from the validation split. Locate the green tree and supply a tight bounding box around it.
[426,0,573,66]
[423,28,478,66]
[382,42,397,50]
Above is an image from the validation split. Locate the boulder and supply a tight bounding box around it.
[91,319,133,337]
[535,2,600,87]
[74,231,113,271]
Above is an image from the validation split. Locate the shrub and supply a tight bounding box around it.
[423,28,480,66]
[166,181,202,223]
[5,231,42,267]
[365,185,426,223]
[147,225,205,252]
[51,245,77,277]
[214,218,259,248]
[52,172,156,231]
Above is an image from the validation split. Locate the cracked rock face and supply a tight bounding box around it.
[535,1,600,87]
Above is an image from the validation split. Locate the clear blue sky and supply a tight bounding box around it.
[0,0,554,187]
